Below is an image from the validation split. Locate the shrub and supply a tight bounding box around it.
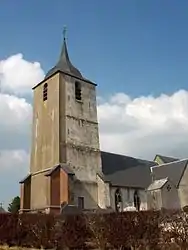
[54,214,90,249]
[0,213,18,246]
[16,214,56,248]
[0,210,187,249]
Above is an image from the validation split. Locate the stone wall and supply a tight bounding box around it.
[60,74,102,182]
[59,74,102,209]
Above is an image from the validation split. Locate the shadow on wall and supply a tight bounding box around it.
[73,180,100,210]
[147,186,181,211]
[60,180,114,214]
[162,185,181,210]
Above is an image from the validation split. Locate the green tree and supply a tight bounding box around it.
[8,196,20,213]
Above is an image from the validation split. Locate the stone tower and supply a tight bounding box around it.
[20,36,102,213]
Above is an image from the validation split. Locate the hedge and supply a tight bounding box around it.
[0,210,188,249]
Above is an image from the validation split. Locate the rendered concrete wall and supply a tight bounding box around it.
[178,165,188,208]
[161,181,180,209]
[30,170,49,210]
[147,189,162,210]
[74,181,98,209]
[97,175,110,209]
[30,73,60,174]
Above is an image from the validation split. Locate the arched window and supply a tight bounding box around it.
[43,83,48,101]
[115,188,123,212]
[134,190,141,211]
[75,81,82,101]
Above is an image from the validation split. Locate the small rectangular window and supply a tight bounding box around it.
[75,81,82,101]
[78,196,84,209]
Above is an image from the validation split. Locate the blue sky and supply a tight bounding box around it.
[1,0,188,98]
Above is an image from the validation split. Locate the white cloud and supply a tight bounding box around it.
[0,54,43,208]
[0,149,29,209]
[0,92,31,209]
[0,93,31,207]
[0,54,44,95]
[0,150,29,172]
[0,93,32,132]
[98,90,188,160]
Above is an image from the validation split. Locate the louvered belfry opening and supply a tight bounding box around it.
[75,81,82,101]
[43,83,48,101]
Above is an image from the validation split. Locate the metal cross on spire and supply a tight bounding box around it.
[63,26,67,41]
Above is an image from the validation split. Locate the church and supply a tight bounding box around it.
[19,34,188,214]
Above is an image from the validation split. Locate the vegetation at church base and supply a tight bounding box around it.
[7,196,20,213]
[0,211,188,249]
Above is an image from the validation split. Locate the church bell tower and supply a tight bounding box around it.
[20,31,102,213]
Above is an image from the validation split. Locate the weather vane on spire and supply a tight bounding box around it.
[63,25,67,41]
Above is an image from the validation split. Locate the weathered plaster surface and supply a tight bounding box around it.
[30,73,60,174]
[30,170,49,210]
[97,175,110,209]
[29,72,102,210]
[178,165,188,208]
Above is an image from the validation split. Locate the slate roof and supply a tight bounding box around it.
[155,154,179,163]
[19,174,31,184]
[45,163,74,176]
[44,38,95,86]
[60,203,83,215]
[45,38,82,79]
[101,151,157,188]
[151,159,188,187]
[147,178,168,191]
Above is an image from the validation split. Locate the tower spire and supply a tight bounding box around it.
[63,26,67,41]
[45,28,83,79]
